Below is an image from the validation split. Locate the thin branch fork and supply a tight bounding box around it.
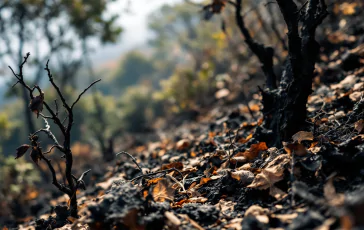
[234,0,277,89]
[9,53,100,218]
[71,79,101,109]
[39,151,72,195]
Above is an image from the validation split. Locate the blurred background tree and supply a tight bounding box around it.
[0,0,122,154]
[0,0,121,132]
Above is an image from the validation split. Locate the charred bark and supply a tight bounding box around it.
[258,0,328,147]
[234,0,277,89]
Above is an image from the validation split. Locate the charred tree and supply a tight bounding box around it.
[202,0,328,147]
[258,0,328,147]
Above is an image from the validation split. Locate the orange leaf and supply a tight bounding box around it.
[243,142,268,161]
[283,142,308,156]
[199,177,212,185]
[161,162,183,170]
[147,177,163,186]
[238,133,253,144]
[152,179,175,202]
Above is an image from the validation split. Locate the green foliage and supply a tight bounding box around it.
[154,62,216,113]
[0,112,12,144]
[83,91,121,140]
[111,51,155,91]
[0,153,40,195]
[61,0,122,42]
[119,84,159,132]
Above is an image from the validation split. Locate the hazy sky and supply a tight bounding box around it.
[0,0,184,85]
[91,0,184,65]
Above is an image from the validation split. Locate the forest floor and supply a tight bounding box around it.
[6,3,364,230]
[21,46,364,230]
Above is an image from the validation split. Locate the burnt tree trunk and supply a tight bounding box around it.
[260,0,328,147]
[233,0,328,147]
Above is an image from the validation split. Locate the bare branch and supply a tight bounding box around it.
[116,151,143,173]
[71,79,101,109]
[44,60,71,112]
[40,153,71,195]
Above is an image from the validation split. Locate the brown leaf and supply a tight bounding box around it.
[161,162,183,170]
[176,139,190,151]
[283,142,308,156]
[355,120,364,133]
[152,179,175,202]
[270,213,298,224]
[230,170,254,184]
[243,142,268,161]
[29,94,44,118]
[292,131,314,143]
[244,205,269,224]
[247,154,290,190]
[269,186,287,200]
[15,144,31,159]
[30,147,42,165]
[324,175,345,206]
[237,133,253,144]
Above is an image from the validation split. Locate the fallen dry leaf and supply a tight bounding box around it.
[270,213,298,224]
[243,142,268,161]
[324,176,345,206]
[292,131,314,143]
[161,162,184,170]
[355,119,364,133]
[147,177,164,186]
[152,179,175,202]
[199,177,212,185]
[244,205,269,224]
[283,142,309,156]
[176,139,190,151]
[230,170,254,184]
[247,154,290,191]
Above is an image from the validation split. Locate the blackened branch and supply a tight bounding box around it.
[40,153,71,195]
[116,151,143,173]
[71,79,101,109]
[45,60,71,112]
[235,0,277,89]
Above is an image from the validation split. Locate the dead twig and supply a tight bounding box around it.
[116,151,143,173]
